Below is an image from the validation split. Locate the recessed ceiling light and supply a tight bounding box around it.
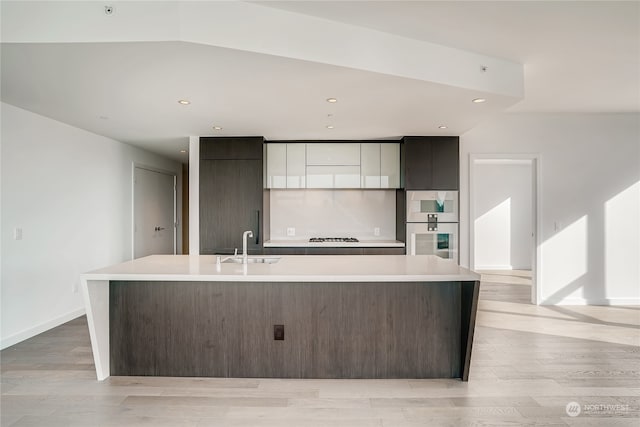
[438,125,447,129]
[180,150,187,153]
[212,126,222,130]
[472,98,486,103]
[177,99,191,105]
[326,98,337,103]
[326,125,334,129]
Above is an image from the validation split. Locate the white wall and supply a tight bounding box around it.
[461,113,640,305]
[1,103,182,348]
[473,160,532,270]
[188,136,199,255]
[269,189,396,241]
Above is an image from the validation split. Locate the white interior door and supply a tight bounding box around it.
[134,166,176,259]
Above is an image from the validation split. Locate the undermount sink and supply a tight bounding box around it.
[222,257,281,264]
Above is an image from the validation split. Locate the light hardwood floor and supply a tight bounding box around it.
[2,272,639,426]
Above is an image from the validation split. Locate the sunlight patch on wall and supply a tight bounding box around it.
[605,181,640,298]
[474,198,511,269]
[541,215,588,301]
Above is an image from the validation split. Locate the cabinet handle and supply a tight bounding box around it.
[255,210,260,244]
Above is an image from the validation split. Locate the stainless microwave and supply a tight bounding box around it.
[406,191,459,223]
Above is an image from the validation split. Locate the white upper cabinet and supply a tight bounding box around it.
[361,143,381,188]
[306,143,362,188]
[266,143,287,188]
[360,143,400,188]
[286,143,306,188]
[306,165,361,188]
[266,143,307,188]
[266,142,400,189]
[380,143,400,188]
[306,143,360,166]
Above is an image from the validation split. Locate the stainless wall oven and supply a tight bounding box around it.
[406,222,458,261]
[406,191,458,223]
[406,191,459,262]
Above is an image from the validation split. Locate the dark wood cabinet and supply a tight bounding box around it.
[263,247,306,256]
[110,279,479,379]
[402,136,459,190]
[200,137,263,160]
[199,138,264,255]
[396,189,406,242]
[304,247,364,255]
[264,247,405,255]
[263,247,362,255]
[362,247,406,255]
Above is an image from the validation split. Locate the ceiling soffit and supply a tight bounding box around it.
[1,1,523,101]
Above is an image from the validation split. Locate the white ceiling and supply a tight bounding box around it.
[1,40,517,158]
[261,0,640,113]
[1,1,638,162]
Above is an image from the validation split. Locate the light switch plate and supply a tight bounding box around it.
[14,228,22,240]
[286,227,295,237]
[374,227,380,237]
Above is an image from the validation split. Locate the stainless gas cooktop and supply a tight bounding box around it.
[309,237,359,243]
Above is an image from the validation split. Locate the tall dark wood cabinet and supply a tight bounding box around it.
[402,136,459,190]
[199,137,264,254]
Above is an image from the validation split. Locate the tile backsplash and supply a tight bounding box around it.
[269,190,396,240]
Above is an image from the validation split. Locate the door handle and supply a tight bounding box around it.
[255,210,260,244]
[154,226,166,232]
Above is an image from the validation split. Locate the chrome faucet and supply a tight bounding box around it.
[242,230,253,264]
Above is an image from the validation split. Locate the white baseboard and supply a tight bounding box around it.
[540,298,640,306]
[1,308,86,350]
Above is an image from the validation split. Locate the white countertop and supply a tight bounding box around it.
[82,255,479,282]
[264,240,405,248]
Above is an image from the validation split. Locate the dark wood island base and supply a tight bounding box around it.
[110,280,480,380]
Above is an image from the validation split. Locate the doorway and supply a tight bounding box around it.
[470,155,540,304]
[133,165,176,259]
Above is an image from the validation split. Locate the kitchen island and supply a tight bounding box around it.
[81,255,480,381]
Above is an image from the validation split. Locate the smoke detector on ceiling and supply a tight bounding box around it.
[104,5,114,15]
